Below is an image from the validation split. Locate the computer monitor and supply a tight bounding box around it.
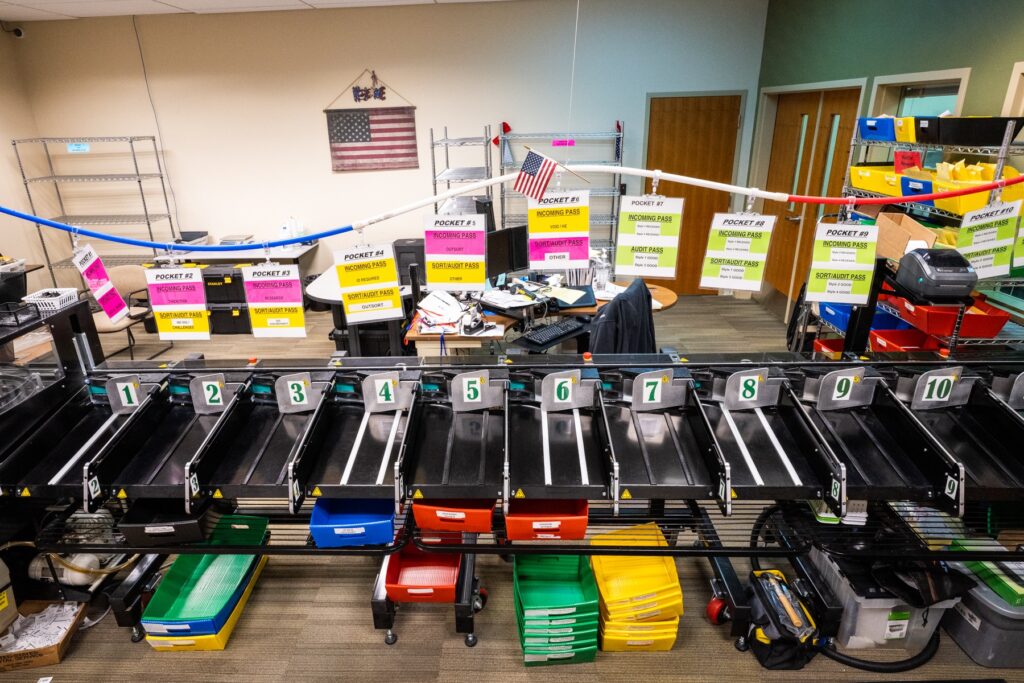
[507,224,529,272]
[475,197,497,233]
[486,225,529,279]
[393,238,425,286]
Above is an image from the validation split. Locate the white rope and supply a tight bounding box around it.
[565,0,581,164]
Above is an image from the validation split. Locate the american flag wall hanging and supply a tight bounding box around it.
[326,106,419,172]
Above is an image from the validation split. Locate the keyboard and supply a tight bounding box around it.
[522,317,586,346]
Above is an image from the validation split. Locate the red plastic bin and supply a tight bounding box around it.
[813,338,844,356]
[384,543,461,603]
[412,499,495,533]
[869,328,941,353]
[505,499,589,540]
[882,295,1010,338]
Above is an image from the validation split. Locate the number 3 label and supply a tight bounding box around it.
[375,379,395,405]
[642,378,663,404]
[832,376,854,401]
[738,376,759,402]
[116,382,139,407]
[289,380,309,406]
[202,380,223,406]
[554,378,573,403]
[464,377,482,403]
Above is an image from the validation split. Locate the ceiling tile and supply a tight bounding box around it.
[192,2,309,11]
[23,0,183,13]
[305,0,431,6]
[0,2,75,19]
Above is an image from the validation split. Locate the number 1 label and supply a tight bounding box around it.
[554,378,573,403]
[289,380,309,406]
[202,380,223,406]
[464,377,482,403]
[375,379,395,405]
[116,382,139,407]
[922,375,955,402]
[832,376,854,401]
[642,378,663,404]
[738,376,759,402]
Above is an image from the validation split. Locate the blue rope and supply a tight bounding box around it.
[0,204,354,252]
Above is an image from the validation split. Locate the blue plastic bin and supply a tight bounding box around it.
[900,176,934,206]
[858,117,896,142]
[310,498,395,548]
[820,303,909,333]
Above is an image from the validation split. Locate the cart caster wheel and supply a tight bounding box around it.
[384,631,398,645]
[464,634,478,647]
[130,625,145,643]
[734,636,749,652]
[473,588,488,613]
[706,597,730,625]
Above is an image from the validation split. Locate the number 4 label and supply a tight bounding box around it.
[116,382,139,407]
[464,377,482,403]
[375,379,395,405]
[738,376,760,401]
[202,380,223,406]
[554,378,573,403]
[642,378,663,404]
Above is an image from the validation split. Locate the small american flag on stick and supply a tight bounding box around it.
[514,150,558,201]
[327,106,418,172]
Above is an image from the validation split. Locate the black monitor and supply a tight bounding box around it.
[475,197,497,233]
[393,238,425,286]
[507,224,529,271]
[486,225,529,279]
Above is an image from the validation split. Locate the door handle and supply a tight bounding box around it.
[784,216,802,223]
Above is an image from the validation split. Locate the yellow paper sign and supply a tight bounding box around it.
[248,305,306,338]
[334,244,405,324]
[154,309,211,336]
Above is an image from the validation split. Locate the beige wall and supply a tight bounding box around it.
[4,0,768,275]
[0,33,49,291]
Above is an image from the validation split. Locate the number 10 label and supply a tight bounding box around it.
[922,375,955,402]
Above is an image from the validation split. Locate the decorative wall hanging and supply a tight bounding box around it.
[324,70,418,173]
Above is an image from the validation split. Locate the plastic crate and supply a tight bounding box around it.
[858,117,896,142]
[599,625,677,652]
[869,328,940,353]
[884,296,1010,338]
[809,547,956,649]
[849,165,901,196]
[515,554,585,580]
[309,498,395,548]
[938,116,1024,147]
[813,337,844,356]
[522,628,598,647]
[942,575,1024,668]
[384,543,461,603]
[22,288,77,313]
[518,600,600,633]
[146,557,266,651]
[600,615,679,633]
[601,594,683,623]
[505,499,588,540]
[914,116,941,143]
[412,499,494,533]
[201,265,246,304]
[514,555,599,618]
[522,644,597,667]
[819,302,910,333]
[209,303,252,334]
[900,175,935,206]
[894,116,917,143]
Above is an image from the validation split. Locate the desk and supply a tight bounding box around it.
[559,281,678,316]
[405,313,517,356]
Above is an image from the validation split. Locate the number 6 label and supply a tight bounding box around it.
[464,377,482,403]
[738,376,759,402]
[554,378,573,403]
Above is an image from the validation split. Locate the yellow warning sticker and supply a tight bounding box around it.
[312,486,323,497]
[412,489,424,499]
[20,488,30,498]
[117,489,128,500]
[213,489,223,499]
[0,590,7,611]
[621,489,633,500]
[514,488,526,499]
[731,488,738,499]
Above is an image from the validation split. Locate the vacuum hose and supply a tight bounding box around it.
[817,630,940,672]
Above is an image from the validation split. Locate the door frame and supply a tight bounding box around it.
[747,79,867,319]
[642,90,748,210]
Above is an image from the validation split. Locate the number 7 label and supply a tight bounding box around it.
[642,378,662,404]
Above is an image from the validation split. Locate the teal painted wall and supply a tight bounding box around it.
[760,0,1024,115]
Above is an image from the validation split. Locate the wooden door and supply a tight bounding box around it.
[762,88,861,300]
[644,95,741,294]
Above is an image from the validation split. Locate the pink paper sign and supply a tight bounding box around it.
[528,236,590,261]
[424,229,486,257]
[97,286,128,320]
[244,278,302,304]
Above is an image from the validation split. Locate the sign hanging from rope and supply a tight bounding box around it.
[324,69,418,173]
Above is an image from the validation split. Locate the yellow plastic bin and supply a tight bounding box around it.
[601,594,683,623]
[850,165,902,196]
[894,117,917,143]
[600,624,678,652]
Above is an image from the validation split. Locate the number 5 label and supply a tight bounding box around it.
[202,380,223,406]
[116,382,139,407]
[375,379,395,405]
[832,376,854,401]
[554,378,573,403]
[464,377,482,403]
[738,376,759,402]
[642,378,663,404]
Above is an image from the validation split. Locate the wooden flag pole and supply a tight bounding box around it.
[523,145,591,184]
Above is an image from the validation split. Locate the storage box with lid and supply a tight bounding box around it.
[809,546,957,649]
[942,571,1024,668]
[201,264,247,304]
[209,303,252,334]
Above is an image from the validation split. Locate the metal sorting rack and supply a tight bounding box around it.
[0,353,1022,562]
[430,126,493,215]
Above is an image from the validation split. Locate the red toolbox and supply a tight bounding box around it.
[412,499,495,533]
[869,328,941,353]
[505,499,589,540]
[384,543,462,603]
[882,294,1010,338]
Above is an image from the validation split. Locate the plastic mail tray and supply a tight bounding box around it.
[858,117,896,141]
[412,499,494,533]
[505,499,588,540]
[118,498,221,547]
[309,498,395,548]
[384,543,461,603]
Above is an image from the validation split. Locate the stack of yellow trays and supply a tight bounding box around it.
[590,523,682,652]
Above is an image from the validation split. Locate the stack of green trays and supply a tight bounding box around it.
[514,555,599,666]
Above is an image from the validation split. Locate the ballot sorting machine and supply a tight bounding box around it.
[3,305,1024,645]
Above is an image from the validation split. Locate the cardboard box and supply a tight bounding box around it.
[0,601,86,672]
[876,212,937,261]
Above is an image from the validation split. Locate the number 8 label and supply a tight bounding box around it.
[832,376,854,401]
[738,376,759,401]
[464,377,482,403]
[554,378,573,403]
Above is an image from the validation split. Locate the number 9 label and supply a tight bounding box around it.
[832,376,854,401]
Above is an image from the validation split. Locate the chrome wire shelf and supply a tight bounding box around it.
[438,195,486,215]
[435,166,489,182]
[13,136,157,145]
[26,173,164,184]
[845,187,964,221]
[500,132,623,141]
[857,138,1024,156]
[432,136,488,147]
[51,214,170,226]
[50,254,153,270]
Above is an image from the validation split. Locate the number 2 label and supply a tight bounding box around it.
[738,376,759,401]
[375,379,395,405]
[832,376,854,401]
[116,382,139,407]
[642,378,663,404]
[464,377,482,403]
[202,380,223,406]
[923,375,955,402]
[554,378,573,403]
